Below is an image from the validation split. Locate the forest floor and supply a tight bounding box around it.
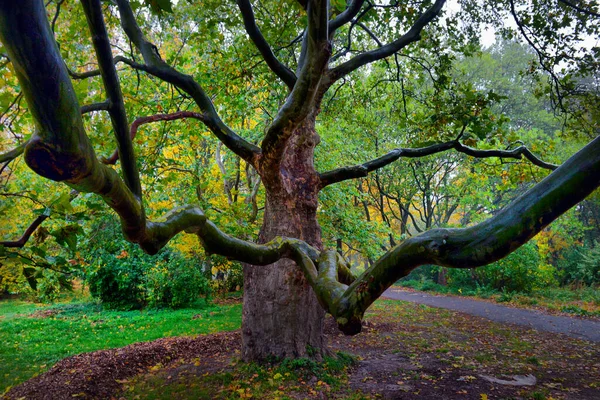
[3,299,599,400]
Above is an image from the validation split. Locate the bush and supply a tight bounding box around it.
[87,254,146,310]
[146,253,210,308]
[84,215,210,310]
[476,242,557,293]
[556,241,600,286]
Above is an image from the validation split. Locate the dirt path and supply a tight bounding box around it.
[383,288,600,343]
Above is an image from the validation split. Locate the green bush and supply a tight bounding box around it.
[87,253,146,310]
[475,242,557,293]
[555,241,600,286]
[84,215,210,310]
[146,253,210,308]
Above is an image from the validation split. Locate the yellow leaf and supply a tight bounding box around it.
[480,394,488,400]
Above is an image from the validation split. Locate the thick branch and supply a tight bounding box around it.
[319,140,557,189]
[327,135,600,334]
[328,0,446,84]
[81,0,142,198]
[103,111,207,165]
[260,0,330,164]
[114,0,260,165]
[329,0,365,36]
[81,101,110,114]
[236,0,297,90]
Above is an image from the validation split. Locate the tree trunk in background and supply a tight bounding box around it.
[242,118,326,360]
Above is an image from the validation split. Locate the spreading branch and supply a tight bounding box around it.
[81,0,142,198]
[328,0,365,36]
[260,0,330,165]
[0,212,49,248]
[329,135,600,334]
[103,111,207,165]
[0,141,28,164]
[327,0,446,84]
[236,0,297,90]
[114,0,260,165]
[319,140,557,189]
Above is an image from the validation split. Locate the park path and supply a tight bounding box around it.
[382,288,600,343]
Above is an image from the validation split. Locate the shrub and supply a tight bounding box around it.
[84,215,210,310]
[556,241,600,286]
[87,254,146,310]
[476,242,558,293]
[146,253,210,308]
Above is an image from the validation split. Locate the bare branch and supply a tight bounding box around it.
[114,0,260,165]
[329,0,365,36]
[66,65,101,80]
[0,140,28,163]
[330,135,600,334]
[328,0,447,84]
[0,212,49,248]
[319,140,557,189]
[80,101,110,114]
[103,111,206,165]
[236,0,297,90]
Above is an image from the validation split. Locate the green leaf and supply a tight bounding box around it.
[52,193,74,213]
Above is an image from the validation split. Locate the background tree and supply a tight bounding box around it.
[0,0,599,361]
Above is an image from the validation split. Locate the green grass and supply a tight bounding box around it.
[0,298,242,394]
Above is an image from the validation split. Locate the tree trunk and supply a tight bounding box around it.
[242,117,326,361]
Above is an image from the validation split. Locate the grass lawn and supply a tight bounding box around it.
[0,298,241,395]
[3,295,599,399]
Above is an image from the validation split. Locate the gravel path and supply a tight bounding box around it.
[383,288,600,343]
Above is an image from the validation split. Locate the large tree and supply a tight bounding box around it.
[0,0,599,361]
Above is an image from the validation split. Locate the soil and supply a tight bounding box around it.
[4,302,600,399]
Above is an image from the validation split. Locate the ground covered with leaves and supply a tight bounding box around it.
[3,299,599,399]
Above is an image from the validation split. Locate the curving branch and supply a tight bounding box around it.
[81,0,141,198]
[558,0,600,18]
[260,0,330,165]
[236,0,297,90]
[327,0,446,85]
[113,0,260,165]
[328,0,365,36]
[319,140,557,189]
[328,135,600,334]
[80,101,110,114]
[103,111,207,165]
[66,65,101,80]
[0,212,49,248]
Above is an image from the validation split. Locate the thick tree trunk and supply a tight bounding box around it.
[242,118,326,361]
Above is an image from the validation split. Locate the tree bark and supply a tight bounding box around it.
[242,117,326,361]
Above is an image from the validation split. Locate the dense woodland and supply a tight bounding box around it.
[0,0,599,360]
